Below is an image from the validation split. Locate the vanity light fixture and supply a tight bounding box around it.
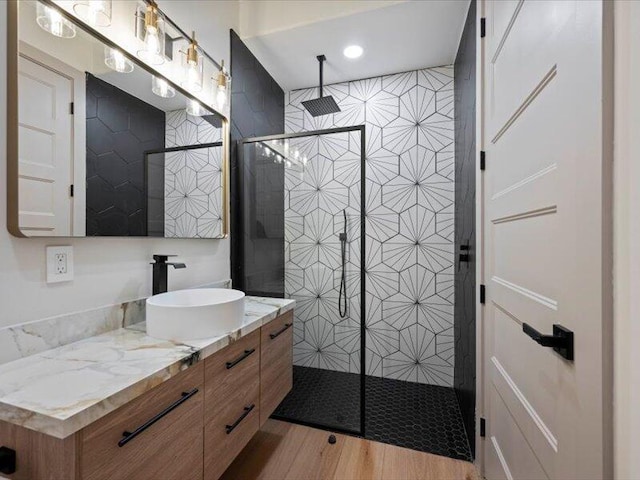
[186,99,207,117]
[215,60,230,109]
[73,0,112,27]
[152,76,175,98]
[36,3,76,38]
[182,31,204,92]
[104,46,134,73]
[137,0,165,65]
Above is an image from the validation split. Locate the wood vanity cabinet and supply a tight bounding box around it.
[203,329,261,480]
[0,310,293,480]
[260,310,294,425]
[81,362,204,480]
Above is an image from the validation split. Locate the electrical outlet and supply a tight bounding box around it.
[55,253,67,274]
[46,246,74,283]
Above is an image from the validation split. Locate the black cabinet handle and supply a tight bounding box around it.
[522,323,574,361]
[225,404,255,434]
[118,388,199,447]
[226,348,256,369]
[269,323,292,340]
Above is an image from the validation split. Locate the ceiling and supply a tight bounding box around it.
[241,0,470,92]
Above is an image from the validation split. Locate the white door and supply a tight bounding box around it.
[480,1,612,479]
[18,54,74,236]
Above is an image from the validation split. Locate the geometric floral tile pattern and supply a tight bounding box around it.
[285,66,455,386]
[164,110,224,238]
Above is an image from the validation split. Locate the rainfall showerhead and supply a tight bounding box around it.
[302,55,341,117]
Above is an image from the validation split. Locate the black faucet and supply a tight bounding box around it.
[151,255,186,295]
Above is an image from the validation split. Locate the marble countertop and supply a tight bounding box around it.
[0,296,294,439]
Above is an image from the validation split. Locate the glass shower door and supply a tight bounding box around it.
[238,126,365,436]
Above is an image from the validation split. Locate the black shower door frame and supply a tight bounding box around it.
[237,125,367,437]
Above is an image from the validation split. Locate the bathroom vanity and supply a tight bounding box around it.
[0,297,294,480]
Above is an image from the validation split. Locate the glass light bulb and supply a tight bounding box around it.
[184,60,202,91]
[216,85,227,109]
[74,0,112,27]
[186,99,207,117]
[137,8,165,66]
[36,3,76,38]
[152,76,175,98]
[104,47,134,73]
[88,1,105,23]
[146,27,160,54]
[50,9,63,36]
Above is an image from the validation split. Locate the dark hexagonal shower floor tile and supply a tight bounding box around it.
[273,366,472,462]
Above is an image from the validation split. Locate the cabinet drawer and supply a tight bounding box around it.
[204,329,260,480]
[260,311,293,425]
[81,363,204,480]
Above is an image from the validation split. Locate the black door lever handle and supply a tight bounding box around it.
[522,323,574,361]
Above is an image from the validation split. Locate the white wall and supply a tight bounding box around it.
[0,2,239,328]
[614,2,640,478]
[162,1,238,64]
[239,0,404,38]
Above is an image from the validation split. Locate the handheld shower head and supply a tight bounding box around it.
[339,209,347,242]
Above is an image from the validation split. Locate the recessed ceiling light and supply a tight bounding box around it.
[343,45,363,59]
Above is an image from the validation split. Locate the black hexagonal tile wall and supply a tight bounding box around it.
[85,74,165,236]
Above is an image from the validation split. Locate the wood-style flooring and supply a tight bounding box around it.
[220,420,480,480]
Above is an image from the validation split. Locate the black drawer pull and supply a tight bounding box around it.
[225,404,255,434]
[269,323,292,340]
[118,388,199,447]
[226,348,256,369]
[522,323,574,361]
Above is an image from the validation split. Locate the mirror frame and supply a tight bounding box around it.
[6,0,230,239]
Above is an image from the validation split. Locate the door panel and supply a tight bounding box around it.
[18,55,73,236]
[481,0,611,479]
[488,383,547,480]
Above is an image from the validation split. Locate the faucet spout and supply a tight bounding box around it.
[151,255,187,295]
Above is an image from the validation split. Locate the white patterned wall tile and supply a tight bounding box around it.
[164,110,223,238]
[286,66,454,386]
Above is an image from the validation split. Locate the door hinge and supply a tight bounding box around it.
[480,150,486,171]
[480,18,486,38]
[70,184,74,197]
[480,417,486,437]
[70,102,74,115]
[480,284,486,304]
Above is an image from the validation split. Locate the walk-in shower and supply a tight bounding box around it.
[236,122,471,461]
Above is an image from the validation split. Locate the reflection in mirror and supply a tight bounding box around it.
[16,0,225,238]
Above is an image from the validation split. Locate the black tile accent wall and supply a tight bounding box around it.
[85,74,165,236]
[454,0,477,457]
[229,30,285,295]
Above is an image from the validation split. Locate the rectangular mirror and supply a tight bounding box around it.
[7,0,228,238]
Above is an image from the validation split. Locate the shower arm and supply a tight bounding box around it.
[317,55,325,98]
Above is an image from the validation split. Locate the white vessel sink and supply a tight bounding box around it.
[146,288,245,341]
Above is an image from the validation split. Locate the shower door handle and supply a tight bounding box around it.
[522,323,574,361]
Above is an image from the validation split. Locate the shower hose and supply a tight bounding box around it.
[338,209,348,318]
